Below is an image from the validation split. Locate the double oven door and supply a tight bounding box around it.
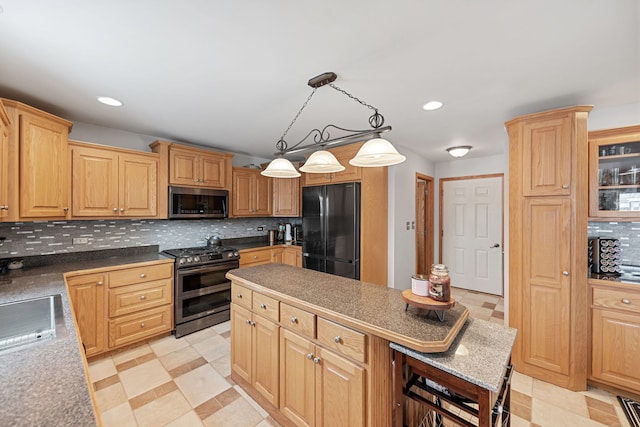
[174,259,237,337]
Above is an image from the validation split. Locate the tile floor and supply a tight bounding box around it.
[86,287,632,427]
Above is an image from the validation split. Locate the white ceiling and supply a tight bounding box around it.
[0,0,638,162]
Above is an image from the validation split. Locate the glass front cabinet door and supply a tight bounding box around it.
[589,125,640,218]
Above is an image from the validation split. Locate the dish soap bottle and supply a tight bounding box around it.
[428,264,451,302]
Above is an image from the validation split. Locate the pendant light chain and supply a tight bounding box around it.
[276,88,317,152]
[329,83,384,129]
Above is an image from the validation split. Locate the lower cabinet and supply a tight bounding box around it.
[65,260,174,357]
[283,246,302,267]
[239,245,302,268]
[590,283,640,394]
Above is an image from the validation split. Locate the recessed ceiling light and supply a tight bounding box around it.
[422,101,443,111]
[97,96,123,107]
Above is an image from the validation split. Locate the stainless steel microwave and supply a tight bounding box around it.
[169,186,228,219]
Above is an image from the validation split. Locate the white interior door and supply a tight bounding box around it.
[442,177,503,295]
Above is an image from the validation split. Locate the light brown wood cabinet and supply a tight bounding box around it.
[273,176,300,217]
[507,105,591,391]
[282,246,302,267]
[70,142,159,218]
[2,98,73,220]
[0,101,10,221]
[65,260,174,357]
[168,144,232,189]
[232,167,272,217]
[302,144,362,186]
[589,282,640,394]
[240,247,277,267]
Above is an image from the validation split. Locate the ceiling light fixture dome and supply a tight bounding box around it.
[96,96,123,107]
[423,101,443,111]
[260,157,300,178]
[446,146,472,158]
[299,150,345,173]
[350,137,406,167]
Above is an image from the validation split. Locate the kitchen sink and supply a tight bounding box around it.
[0,294,67,354]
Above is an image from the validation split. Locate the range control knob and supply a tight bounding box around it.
[233,251,239,257]
[193,255,200,263]
[178,258,186,265]
[187,256,193,263]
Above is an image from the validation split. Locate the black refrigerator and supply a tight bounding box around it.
[302,182,360,279]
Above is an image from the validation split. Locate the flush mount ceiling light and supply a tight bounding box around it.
[422,100,444,111]
[446,146,472,158]
[261,72,405,178]
[96,96,123,107]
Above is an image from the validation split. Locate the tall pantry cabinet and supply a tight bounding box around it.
[506,105,592,391]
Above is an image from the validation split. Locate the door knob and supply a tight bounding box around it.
[490,243,500,248]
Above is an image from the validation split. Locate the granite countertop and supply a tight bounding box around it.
[227,264,469,352]
[0,246,171,426]
[391,318,517,392]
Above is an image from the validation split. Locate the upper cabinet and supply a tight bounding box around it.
[232,167,272,217]
[70,141,159,218]
[588,125,640,220]
[168,144,232,190]
[273,176,300,217]
[0,100,10,220]
[2,98,73,220]
[302,143,363,186]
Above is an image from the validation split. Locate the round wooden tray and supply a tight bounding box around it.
[402,289,455,311]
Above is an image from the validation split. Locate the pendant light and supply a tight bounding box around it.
[261,72,405,178]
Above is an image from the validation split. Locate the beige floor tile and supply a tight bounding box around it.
[512,370,533,396]
[211,353,231,377]
[100,401,137,427]
[165,410,206,427]
[133,389,192,427]
[213,320,231,334]
[95,382,128,413]
[88,356,117,382]
[489,316,505,325]
[581,386,614,404]
[194,334,230,362]
[532,378,589,418]
[531,398,604,427]
[183,327,217,345]
[466,306,494,320]
[510,414,531,427]
[234,384,269,418]
[174,363,231,407]
[159,345,202,371]
[255,419,279,427]
[111,343,153,365]
[118,358,172,398]
[149,333,190,357]
[202,397,264,427]
[614,403,632,427]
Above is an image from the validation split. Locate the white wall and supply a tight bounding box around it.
[387,145,435,289]
[588,102,640,130]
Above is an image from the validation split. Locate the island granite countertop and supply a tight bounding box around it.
[227,263,470,353]
[0,246,171,426]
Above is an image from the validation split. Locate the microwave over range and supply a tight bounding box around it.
[169,186,228,219]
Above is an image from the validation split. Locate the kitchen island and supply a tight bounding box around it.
[226,264,516,427]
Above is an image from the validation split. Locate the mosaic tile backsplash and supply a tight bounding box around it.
[588,221,640,266]
[0,218,301,259]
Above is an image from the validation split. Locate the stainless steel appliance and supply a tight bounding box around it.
[162,245,239,337]
[168,186,228,219]
[302,183,360,279]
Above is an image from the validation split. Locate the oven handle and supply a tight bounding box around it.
[176,261,239,276]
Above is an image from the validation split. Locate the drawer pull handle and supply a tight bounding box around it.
[253,255,258,259]
[120,208,125,213]
[562,271,569,276]
[260,303,267,309]
[334,336,341,343]
[97,281,103,286]
[562,184,569,189]
[307,353,314,360]
[113,207,118,212]
[622,299,631,304]
[140,322,145,328]
[140,295,146,300]
[251,321,256,327]
[290,316,298,324]
[237,294,242,298]
[245,319,251,324]
[313,357,321,364]
[140,273,146,278]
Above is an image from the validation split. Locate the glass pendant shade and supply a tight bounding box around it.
[349,137,406,167]
[261,158,301,178]
[299,150,345,173]
[446,146,471,158]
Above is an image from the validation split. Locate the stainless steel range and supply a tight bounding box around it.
[162,245,239,338]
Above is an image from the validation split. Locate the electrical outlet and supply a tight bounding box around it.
[257,226,264,231]
[72,237,88,245]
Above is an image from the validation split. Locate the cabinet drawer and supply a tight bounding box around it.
[108,305,172,348]
[593,287,640,314]
[239,248,272,267]
[108,279,173,317]
[232,283,252,309]
[280,303,315,338]
[109,263,173,288]
[317,317,366,363]
[253,293,279,322]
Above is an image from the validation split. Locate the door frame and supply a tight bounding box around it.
[415,173,434,275]
[438,173,504,262]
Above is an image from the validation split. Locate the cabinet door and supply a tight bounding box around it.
[521,198,571,375]
[19,112,70,217]
[200,153,227,188]
[522,115,571,196]
[71,146,119,217]
[592,309,640,393]
[330,144,363,184]
[254,174,273,215]
[169,148,199,186]
[231,304,253,383]
[66,273,106,356]
[232,169,254,216]
[280,328,316,427]
[0,102,10,219]
[282,247,297,266]
[119,153,158,217]
[273,177,300,217]
[271,248,283,264]
[316,347,365,427]
[252,314,280,407]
